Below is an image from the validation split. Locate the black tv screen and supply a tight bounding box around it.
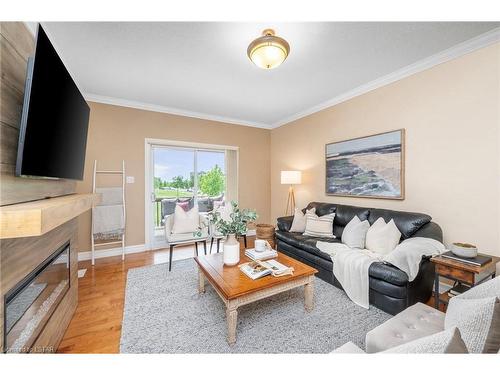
[16,25,90,181]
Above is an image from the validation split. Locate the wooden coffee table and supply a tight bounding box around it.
[194,249,318,344]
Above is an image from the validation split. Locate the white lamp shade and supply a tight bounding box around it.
[281,170,302,185]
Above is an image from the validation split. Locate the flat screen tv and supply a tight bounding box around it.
[16,24,90,181]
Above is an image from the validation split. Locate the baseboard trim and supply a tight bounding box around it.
[78,244,146,262]
[77,230,258,262]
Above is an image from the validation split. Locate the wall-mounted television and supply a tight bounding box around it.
[16,24,90,181]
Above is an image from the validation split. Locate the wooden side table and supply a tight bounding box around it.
[431,254,500,310]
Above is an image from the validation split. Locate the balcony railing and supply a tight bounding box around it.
[154,198,164,228]
[154,195,223,228]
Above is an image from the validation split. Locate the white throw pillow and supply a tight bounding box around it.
[341,216,370,249]
[171,205,200,234]
[365,218,401,255]
[289,207,316,233]
[303,213,335,238]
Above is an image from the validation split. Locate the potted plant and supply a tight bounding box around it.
[199,201,257,265]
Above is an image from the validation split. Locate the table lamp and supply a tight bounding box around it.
[281,170,302,216]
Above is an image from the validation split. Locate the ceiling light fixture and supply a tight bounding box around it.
[247,29,290,70]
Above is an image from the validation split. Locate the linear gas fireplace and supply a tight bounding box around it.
[3,242,70,353]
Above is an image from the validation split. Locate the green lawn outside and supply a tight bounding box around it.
[155,188,193,199]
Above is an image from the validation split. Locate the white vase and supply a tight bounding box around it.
[223,234,240,266]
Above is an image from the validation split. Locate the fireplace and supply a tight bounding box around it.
[3,242,70,353]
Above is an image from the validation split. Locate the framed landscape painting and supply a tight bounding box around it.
[325,129,405,199]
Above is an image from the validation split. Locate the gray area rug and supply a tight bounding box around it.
[120,259,391,353]
[6,282,46,332]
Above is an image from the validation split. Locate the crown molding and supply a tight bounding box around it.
[271,27,500,129]
[84,93,272,129]
[59,26,499,131]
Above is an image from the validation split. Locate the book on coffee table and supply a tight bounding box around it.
[239,259,294,280]
[440,251,492,267]
[239,261,272,280]
[245,248,278,261]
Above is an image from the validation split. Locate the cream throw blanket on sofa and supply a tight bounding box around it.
[317,237,444,309]
[316,242,381,309]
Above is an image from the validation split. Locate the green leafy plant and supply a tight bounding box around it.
[195,201,257,237]
[199,165,225,197]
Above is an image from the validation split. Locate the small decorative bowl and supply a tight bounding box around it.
[450,242,478,258]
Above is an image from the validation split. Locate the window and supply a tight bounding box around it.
[148,141,238,247]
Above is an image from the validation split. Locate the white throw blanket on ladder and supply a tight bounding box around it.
[316,242,382,309]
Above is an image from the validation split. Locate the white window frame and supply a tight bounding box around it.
[144,138,239,250]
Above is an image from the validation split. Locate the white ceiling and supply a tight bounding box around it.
[42,22,500,128]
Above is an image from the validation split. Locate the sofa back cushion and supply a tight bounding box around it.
[333,204,370,239]
[368,208,431,239]
[303,202,336,217]
[294,202,434,241]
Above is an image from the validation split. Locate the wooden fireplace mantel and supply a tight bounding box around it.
[0,193,101,239]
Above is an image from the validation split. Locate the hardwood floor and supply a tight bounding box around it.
[57,237,254,353]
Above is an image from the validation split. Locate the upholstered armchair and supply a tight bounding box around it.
[164,213,209,271]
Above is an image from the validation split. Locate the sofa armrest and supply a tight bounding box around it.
[277,216,294,232]
[412,222,443,242]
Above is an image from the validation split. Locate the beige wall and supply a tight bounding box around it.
[76,103,271,252]
[271,43,500,256]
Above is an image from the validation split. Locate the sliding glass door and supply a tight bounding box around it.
[150,145,227,247]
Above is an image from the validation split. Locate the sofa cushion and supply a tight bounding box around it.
[334,204,370,226]
[368,208,431,239]
[369,277,408,299]
[278,239,335,272]
[304,202,337,217]
[333,204,370,238]
[366,302,445,353]
[276,230,409,286]
[383,327,468,354]
[368,262,409,286]
[275,231,337,261]
[277,216,294,232]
